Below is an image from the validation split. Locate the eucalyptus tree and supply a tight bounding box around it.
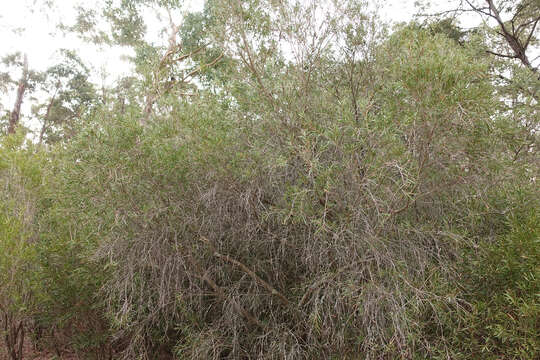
[467,0,539,71]
[61,0,224,125]
[0,52,40,135]
[420,0,539,167]
[32,50,96,145]
[420,0,539,70]
[460,0,540,165]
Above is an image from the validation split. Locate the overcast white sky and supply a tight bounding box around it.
[1,0,207,82]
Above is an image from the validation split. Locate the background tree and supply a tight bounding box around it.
[32,50,96,145]
[420,0,539,71]
[0,53,40,135]
[62,0,223,126]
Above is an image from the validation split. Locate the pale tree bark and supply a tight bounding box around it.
[139,9,222,126]
[7,54,28,135]
[38,86,59,146]
[140,9,181,126]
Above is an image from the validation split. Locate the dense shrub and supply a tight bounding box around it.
[0,3,538,359]
[0,133,42,359]
[464,205,539,359]
[27,24,538,359]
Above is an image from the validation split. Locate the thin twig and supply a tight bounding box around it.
[200,236,290,307]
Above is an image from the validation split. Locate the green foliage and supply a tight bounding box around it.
[413,186,540,359]
[39,97,241,357]
[103,0,147,47]
[0,131,110,357]
[0,133,42,297]
[460,189,540,359]
[34,49,97,144]
[0,132,42,357]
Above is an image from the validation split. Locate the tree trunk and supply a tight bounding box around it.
[38,87,59,146]
[140,94,155,126]
[7,54,28,135]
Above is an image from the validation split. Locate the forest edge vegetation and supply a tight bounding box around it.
[0,0,539,359]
